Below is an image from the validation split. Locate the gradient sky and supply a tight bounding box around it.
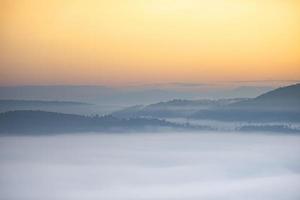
[1,0,299,86]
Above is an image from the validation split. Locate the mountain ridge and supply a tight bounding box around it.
[0,110,197,134]
[231,83,300,110]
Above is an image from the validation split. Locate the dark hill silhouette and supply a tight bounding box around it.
[0,110,193,134]
[0,109,298,134]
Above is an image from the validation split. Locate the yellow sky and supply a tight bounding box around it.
[1,0,300,86]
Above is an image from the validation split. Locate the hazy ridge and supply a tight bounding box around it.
[0,83,300,134]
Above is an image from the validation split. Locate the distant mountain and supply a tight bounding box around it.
[231,83,300,110]
[223,86,273,98]
[112,98,246,118]
[0,85,116,104]
[0,110,195,134]
[113,84,300,122]
[0,99,91,106]
[0,85,274,106]
[0,99,112,116]
[0,86,203,105]
[191,83,300,122]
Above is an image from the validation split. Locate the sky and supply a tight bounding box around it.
[1,0,300,86]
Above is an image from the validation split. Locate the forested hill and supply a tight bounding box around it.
[0,110,188,134]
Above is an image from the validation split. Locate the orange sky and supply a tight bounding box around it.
[1,0,300,86]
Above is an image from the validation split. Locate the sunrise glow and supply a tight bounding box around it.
[1,0,299,86]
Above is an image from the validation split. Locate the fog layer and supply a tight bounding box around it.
[0,132,300,200]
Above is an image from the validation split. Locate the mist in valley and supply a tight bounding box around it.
[1,132,300,200]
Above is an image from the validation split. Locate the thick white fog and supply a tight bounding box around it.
[0,132,300,200]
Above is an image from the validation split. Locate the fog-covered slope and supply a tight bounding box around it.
[190,109,300,122]
[231,83,300,110]
[191,84,300,122]
[113,98,246,118]
[113,84,300,122]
